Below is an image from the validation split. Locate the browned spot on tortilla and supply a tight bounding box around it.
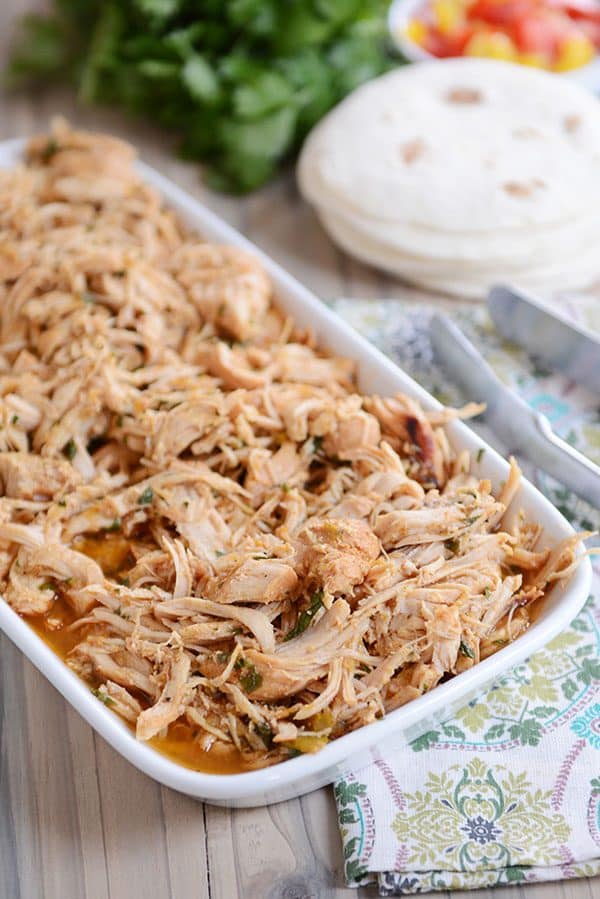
[446,87,483,104]
[400,138,425,164]
[513,126,541,139]
[564,114,581,133]
[503,180,545,198]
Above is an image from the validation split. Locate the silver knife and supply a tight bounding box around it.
[488,284,600,393]
[430,313,600,509]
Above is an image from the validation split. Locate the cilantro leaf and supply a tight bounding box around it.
[285,589,324,641]
[7,0,393,192]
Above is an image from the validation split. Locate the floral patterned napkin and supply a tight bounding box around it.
[329,296,600,895]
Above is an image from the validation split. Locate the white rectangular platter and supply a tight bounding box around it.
[0,138,592,807]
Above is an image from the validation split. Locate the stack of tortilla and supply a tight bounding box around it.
[298,59,600,297]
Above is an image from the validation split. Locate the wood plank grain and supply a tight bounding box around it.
[23,659,86,899]
[65,707,111,899]
[161,786,210,899]
[93,732,174,899]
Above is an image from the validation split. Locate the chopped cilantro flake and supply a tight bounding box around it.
[284,589,324,641]
[138,486,154,505]
[240,664,263,694]
[63,438,77,460]
[91,688,115,707]
[459,641,475,659]
[41,139,58,162]
[445,537,460,555]
[254,722,273,749]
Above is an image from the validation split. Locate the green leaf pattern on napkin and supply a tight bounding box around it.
[391,759,570,870]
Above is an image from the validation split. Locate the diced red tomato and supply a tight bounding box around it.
[467,0,537,26]
[423,24,476,55]
[404,0,600,66]
[547,1,600,24]
[578,18,600,45]
[511,10,572,53]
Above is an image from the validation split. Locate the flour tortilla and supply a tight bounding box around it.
[315,198,600,268]
[320,206,600,297]
[298,59,600,236]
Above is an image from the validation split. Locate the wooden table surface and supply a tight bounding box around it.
[0,4,598,899]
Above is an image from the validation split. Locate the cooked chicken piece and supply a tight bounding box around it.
[150,400,219,465]
[374,491,501,550]
[156,596,275,652]
[274,344,355,388]
[367,394,445,486]
[177,506,231,561]
[492,458,522,527]
[27,118,136,176]
[5,542,103,616]
[136,650,192,741]
[360,643,420,692]
[480,575,522,631]
[356,469,409,501]
[329,494,374,520]
[425,604,462,673]
[172,243,270,342]
[0,452,81,500]
[323,410,380,460]
[95,681,144,723]
[278,598,352,657]
[70,637,157,697]
[212,558,298,605]
[198,342,267,390]
[245,442,305,507]
[269,385,337,442]
[210,600,363,702]
[294,518,380,595]
[276,489,307,539]
[4,563,57,616]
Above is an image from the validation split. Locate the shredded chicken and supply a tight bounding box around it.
[0,120,586,770]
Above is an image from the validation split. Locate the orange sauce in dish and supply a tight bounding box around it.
[26,594,251,775]
[72,532,134,577]
[150,722,251,775]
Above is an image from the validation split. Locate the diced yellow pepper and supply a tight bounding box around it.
[405,18,428,46]
[432,0,464,35]
[518,51,550,68]
[554,34,595,71]
[465,31,517,61]
[288,734,329,754]
[311,709,334,732]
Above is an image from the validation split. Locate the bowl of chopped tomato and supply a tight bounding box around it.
[389,0,600,85]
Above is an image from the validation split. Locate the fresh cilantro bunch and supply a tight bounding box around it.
[9,0,394,192]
